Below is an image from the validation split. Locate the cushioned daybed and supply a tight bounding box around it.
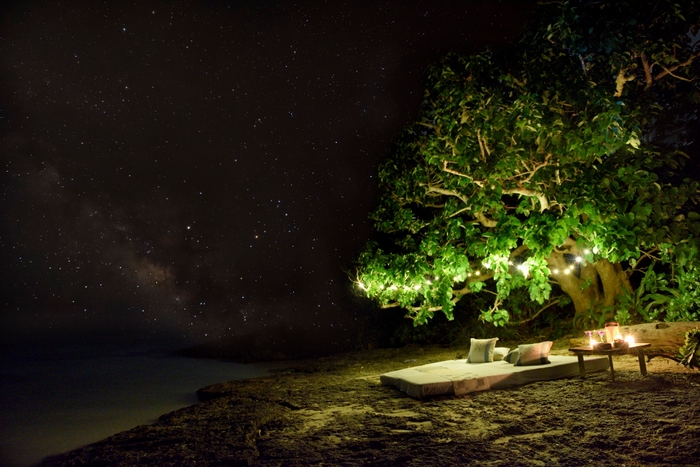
[381,355,609,399]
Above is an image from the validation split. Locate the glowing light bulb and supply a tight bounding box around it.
[575,256,583,263]
[475,271,481,276]
[553,269,559,274]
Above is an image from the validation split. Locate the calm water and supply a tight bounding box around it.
[0,341,278,467]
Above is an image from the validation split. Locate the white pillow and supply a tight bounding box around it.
[492,347,510,361]
[467,338,499,363]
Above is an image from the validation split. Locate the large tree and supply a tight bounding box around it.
[354,0,700,327]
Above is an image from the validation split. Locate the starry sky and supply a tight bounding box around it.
[1,0,534,350]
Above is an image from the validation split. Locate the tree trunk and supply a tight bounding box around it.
[570,321,700,352]
[546,240,632,319]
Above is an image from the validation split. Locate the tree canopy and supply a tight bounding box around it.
[353,0,700,328]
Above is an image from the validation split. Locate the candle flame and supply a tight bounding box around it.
[625,335,635,345]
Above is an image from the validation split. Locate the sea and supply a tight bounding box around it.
[0,339,279,467]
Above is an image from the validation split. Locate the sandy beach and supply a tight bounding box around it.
[39,342,700,466]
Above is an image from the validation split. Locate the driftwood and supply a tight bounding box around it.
[570,321,700,353]
[644,351,681,363]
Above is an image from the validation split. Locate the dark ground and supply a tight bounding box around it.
[40,341,700,466]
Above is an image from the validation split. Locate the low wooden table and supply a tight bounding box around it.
[568,343,651,382]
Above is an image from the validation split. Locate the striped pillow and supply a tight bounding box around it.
[515,341,553,366]
[467,338,499,363]
[504,348,519,364]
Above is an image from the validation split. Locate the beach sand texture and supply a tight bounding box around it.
[39,344,700,466]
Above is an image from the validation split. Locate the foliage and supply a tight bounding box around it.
[354,0,700,327]
[657,262,700,322]
[617,254,700,323]
[573,305,612,331]
[677,327,700,370]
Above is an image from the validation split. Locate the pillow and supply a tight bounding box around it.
[493,347,510,362]
[515,341,553,366]
[504,348,519,364]
[467,338,499,363]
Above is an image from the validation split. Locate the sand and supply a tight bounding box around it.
[39,342,700,466]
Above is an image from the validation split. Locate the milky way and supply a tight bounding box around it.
[1,0,533,348]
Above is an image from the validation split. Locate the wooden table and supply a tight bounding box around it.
[568,343,651,382]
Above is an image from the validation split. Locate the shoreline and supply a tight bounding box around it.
[0,342,278,467]
[38,342,700,466]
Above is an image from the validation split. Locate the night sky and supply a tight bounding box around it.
[1,0,533,350]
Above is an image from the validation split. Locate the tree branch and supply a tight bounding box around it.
[448,206,471,218]
[476,129,490,162]
[645,351,681,363]
[502,186,550,212]
[441,160,484,186]
[614,68,636,97]
[423,184,470,204]
[640,52,653,90]
[416,122,442,137]
[510,298,563,325]
[474,212,498,228]
[423,183,498,226]
[654,52,700,82]
[519,153,552,183]
[442,160,550,212]
[626,247,660,276]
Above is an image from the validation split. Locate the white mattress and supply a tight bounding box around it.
[380,355,609,399]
